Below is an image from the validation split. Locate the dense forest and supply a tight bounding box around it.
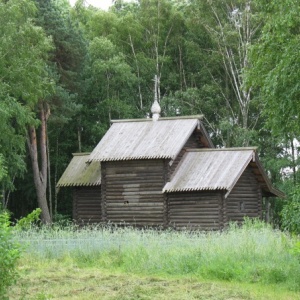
[0,0,299,230]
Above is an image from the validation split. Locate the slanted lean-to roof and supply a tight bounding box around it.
[57,153,101,187]
[163,148,284,198]
[89,116,206,162]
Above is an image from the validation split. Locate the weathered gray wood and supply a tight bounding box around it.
[103,159,167,226]
[169,130,206,178]
[258,185,263,219]
[101,162,107,222]
[73,186,101,224]
[226,167,261,223]
[167,191,221,230]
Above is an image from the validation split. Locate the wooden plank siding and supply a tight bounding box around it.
[73,187,102,223]
[101,160,167,227]
[167,191,223,230]
[226,167,262,223]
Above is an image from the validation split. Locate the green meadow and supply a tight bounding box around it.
[9,220,300,299]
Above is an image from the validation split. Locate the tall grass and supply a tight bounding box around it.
[14,219,300,291]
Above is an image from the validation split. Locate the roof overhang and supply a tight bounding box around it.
[250,153,285,198]
[163,148,284,198]
[56,153,101,188]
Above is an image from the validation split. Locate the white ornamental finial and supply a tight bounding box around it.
[151,75,161,121]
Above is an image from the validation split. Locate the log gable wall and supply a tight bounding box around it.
[226,167,262,223]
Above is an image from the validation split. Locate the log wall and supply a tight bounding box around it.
[101,160,166,226]
[73,187,102,223]
[226,167,262,223]
[167,191,223,230]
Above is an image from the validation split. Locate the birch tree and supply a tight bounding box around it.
[248,0,300,139]
[247,0,300,186]
[193,0,260,146]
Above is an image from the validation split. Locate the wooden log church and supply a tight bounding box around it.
[57,99,283,229]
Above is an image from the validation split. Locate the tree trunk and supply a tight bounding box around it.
[129,34,143,110]
[291,138,297,185]
[27,102,51,224]
[54,135,59,217]
[78,127,82,153]
[1,189,4,208]
[47,135,52,219]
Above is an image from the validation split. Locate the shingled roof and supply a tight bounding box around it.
[57,153,101,187]
[89,116,212,162]
[163,148,284,198]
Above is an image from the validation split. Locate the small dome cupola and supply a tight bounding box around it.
[151,75,161,121]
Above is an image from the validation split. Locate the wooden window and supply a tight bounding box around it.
[239,201,245,212]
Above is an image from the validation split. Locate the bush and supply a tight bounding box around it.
[290,241,300,262]
[0,211,20,299]
[281,187,300,234]
[15,208,42,230]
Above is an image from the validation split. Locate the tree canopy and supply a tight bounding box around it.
[1,0,299,227]
[248,0,300,139]
[0,0,52,204]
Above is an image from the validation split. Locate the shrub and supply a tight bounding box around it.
[0,211,20,299]
[290,241,300,262]
[15,208,42,230]
[281,187,300,234]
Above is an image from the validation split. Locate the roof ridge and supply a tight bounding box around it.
[111,115,203,123]
[72,152,91,156]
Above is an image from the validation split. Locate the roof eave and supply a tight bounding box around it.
[254,153,285,198]
[56,182,101,188]
[163,187,227,193]
[264,187,285,198]
[94,155,174,162]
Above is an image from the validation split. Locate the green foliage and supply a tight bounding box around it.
[187,0,261,147]
[15,208,42,231]
[290,241,300,262]
[281,187,300,234]
[0,0,53,193]
[0,153,7,182]
[0,0,53,105]
[52,213,71,225]
[0,211,20,299]
[248,0,300,138]
[89,36,137,101]
[7,0,298,224]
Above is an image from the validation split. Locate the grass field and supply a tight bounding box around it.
[9,219,300,299]
[9,258,300,300]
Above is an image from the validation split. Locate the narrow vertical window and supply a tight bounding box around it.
[239,201,245,212]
